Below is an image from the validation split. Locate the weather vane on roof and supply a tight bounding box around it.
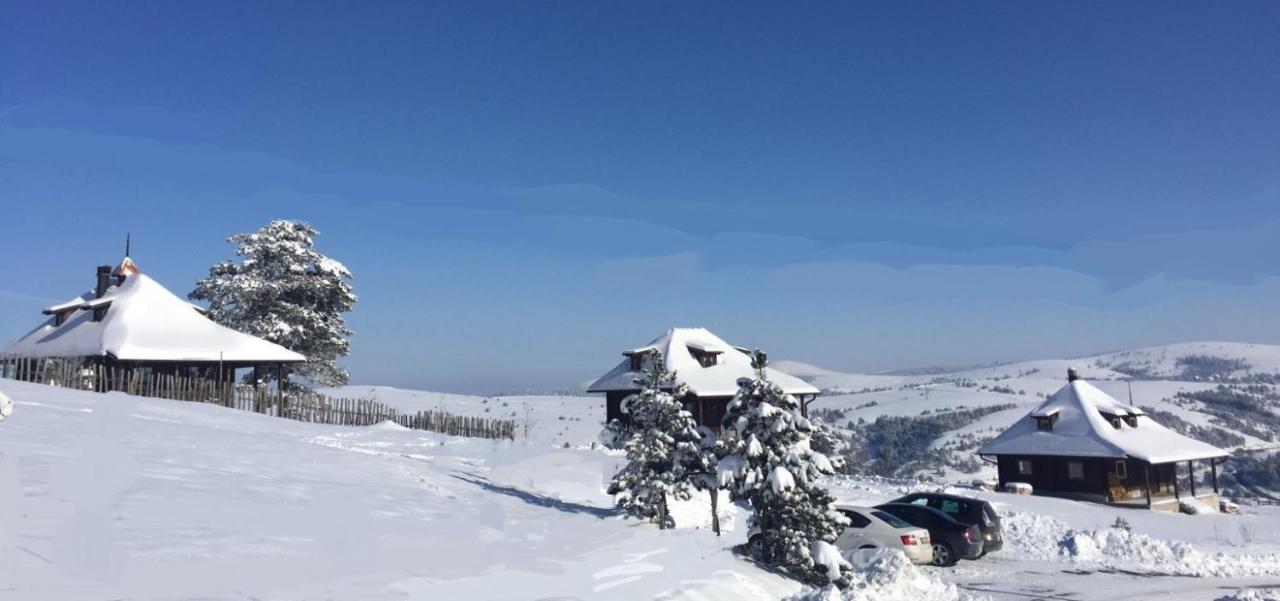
[125,233,132,258]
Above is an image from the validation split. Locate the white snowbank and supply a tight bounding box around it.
[0,389,12,421]
[786,548,969,601]
[1001,510,1280,577]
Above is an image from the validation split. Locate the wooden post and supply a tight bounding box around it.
[1172,463,1180,501]
[1143,462,1152,508]
[1188,460,1196,497]
[710,488,721,536]
[1211,459,1219,494]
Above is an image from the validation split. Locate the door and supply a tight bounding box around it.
[836,510,873,548]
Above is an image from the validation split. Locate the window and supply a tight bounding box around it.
[1036,416,1054,431]
[1114,460,1127,480]
[908,497,929,506]
[871,510,911,529]
[840,510,871,528]
[1111,418,1122,430]
[687,346,720,368]
[1068,461,1084,480]
[1017,459,1033,475]
[938,499,967,517]
[1123,415,1139,428]
[628,354,643,371]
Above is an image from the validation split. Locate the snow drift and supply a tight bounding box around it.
[785,548,969,601]
[1001,510,1280,578]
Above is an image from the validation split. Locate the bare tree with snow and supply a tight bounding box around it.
[719,349,852,588]
[190,220,356,386]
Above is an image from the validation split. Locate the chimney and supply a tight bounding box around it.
[95,265,112,298]
[1067,367,1080,382]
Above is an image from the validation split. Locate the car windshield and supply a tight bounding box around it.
[871,510,912,529]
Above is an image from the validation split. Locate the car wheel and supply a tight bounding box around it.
[931,542,956,567]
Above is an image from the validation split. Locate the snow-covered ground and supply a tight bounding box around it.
[5,368,1280,601]
[0,379,793,601]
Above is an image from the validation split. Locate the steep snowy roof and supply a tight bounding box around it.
[3,263,305,364]
[979,378,1228,464]
[587,327,820,397]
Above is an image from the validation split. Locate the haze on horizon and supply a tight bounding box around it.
[2,2,1279,394]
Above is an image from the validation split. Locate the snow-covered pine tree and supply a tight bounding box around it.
[605,350,713,529]
[189,220,357,386]
[719,349,852,588]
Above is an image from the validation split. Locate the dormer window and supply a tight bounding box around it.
[1035,416,1055,431]
[687,346,720,368]
[629,354,643,371]
[83,298,113,323]
[1123,415,1138,428]
[43,299,85,328]
[1099,411,1126,430]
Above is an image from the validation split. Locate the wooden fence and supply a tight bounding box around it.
[0,354,517,441]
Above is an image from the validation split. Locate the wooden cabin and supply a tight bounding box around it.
[587,327,820,430]
[979,369,1229,512]
[1,257,305,385]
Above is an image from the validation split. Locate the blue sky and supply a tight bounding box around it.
[2,2,1279,393]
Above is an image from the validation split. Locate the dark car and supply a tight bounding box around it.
[888,492,1002,554]
[873,503,984,566]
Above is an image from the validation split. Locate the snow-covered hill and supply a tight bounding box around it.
[3,376,1280,600]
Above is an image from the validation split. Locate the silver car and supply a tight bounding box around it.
[834,503,934,565]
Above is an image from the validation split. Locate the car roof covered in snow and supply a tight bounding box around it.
[979,378,1228,464]
[2,260,305,364]
[587,327,819,397]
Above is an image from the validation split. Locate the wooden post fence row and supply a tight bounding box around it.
[0,354,517,441]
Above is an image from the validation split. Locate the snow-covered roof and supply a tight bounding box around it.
[979,378,1228,464]
[3,261,305,364]
[587,327,820,397]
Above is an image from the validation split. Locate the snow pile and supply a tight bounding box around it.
[1215,589,1280,601]
[1179,497,1214,514]
[997,510,1073,561]
[1001,510,1280,577]
[785,548,972,601]
[0,389,12,421]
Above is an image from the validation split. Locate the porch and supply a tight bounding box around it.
[1106,457,1224,512]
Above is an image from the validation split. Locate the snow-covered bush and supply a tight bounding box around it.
[605,351,715,529]
[190,220,356,386]
[719,349,851,588]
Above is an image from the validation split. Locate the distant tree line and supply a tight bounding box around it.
[1173,385,1280,442]
[815,404,1016,478]
[1138,405,1246,448]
